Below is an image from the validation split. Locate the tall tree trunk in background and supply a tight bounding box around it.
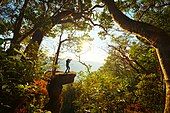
[103,0,170,112]
[24,29,44,60]
[52,34,70,76]
[52,34,62,76]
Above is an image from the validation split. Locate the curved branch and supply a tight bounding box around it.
[17,26,37,43]
[13,0,29,39]
[90,4,105,11]
[77,55,91,74]
[83,16,107,33]
[104,3,170,110]
[108,45,148,73]
[103,0,170,47]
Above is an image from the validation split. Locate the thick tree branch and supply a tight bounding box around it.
[103,1,170,112]
[83,16,107,33]
[90,4,105,11]
[103,0,170,47]
[13,0,29,40]
[52,10,74,25]
[17,26,37,43]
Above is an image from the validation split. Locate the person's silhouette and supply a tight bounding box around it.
[65,59,72,73]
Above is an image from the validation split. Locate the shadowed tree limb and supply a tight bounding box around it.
[83,16,107,33]
[13,0,29,40]
[89,4,105,12]
[9,0,29,53]
[108,45,149,74]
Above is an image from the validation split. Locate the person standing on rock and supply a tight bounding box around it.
[65,59,72,73]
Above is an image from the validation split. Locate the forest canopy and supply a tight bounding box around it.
[0,0,170,113]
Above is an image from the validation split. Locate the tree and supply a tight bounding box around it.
[102,0,170,112]
[0,46,49,112]
[0,0,100,76]
[0,0,94,54]
[1,0,169,112]
[22,0,104,59]
[61,38,164,112]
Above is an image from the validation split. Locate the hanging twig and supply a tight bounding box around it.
[83,16,107,33]
[76,55,91,74]
[108,45,148,73]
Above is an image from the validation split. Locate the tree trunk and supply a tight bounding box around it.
[7,0,29,55]
[103,0,170,112]
[156,46,170,113]
[52,35,62,76]
[24,29,44,60]
[52,34,70,76]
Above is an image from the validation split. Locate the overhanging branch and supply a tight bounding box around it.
[108,45,148,73]
[90,4,105,11]
[83,16,107,33]
[76,55,91,74]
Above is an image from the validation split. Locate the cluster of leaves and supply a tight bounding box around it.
[61,37,164,113]
[0,0,96,112]
[0,43,50,113]
[0,0,168,113]
[115,0,170,34]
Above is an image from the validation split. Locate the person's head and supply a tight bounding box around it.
[66,59,72,62]
[67,58,71,61]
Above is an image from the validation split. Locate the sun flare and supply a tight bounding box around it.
[80,41,106,63]
[82,41,91,52]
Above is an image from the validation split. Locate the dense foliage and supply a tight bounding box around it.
[0,44,50,112]
[61,38,164,113]
[0,0,169,112]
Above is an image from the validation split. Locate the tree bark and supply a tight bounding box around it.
[52,35,62,76]
[24,29,44,60]
[103,0,170,112]
[7,0,29,54]
[12,0,29,42]
[52,33,70,76]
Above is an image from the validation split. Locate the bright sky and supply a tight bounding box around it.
[41,27,110,64]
